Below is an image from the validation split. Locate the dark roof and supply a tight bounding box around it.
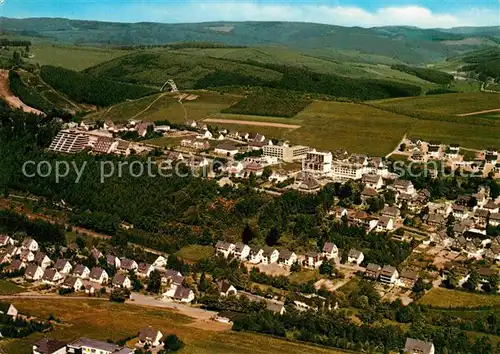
[262,246,276,257]
[24,264,40,277]
[491,213,500,221]
[348,248,362,258]
[380,265,397,277]
[400,270,418,280]
[120,258,137,270]
[34,338,67,354]
[475,209,490,218]
[216,142,238,151]
[362,187,378,197]
[138,262,152,273]
[215,240,233,250]
[278,249,294,261]
[73,264,89,276]
[362,174,381,183]
[42,268,59,281]
[112,273,129,286]
[217,280,233,293]
[485,201,499,210]
[322,242,337,253]
[54,259,70,271]
[90,267,105,279]
[234,242,247,252]
[382,206,399,217]
[9,259,25,271]
[366,263,381,272]
[62,276,80,288]
[173,286,192,300]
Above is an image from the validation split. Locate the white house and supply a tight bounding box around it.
[54,259,73,274]
[197,130,213,140]
[379,265,399,284]
[24,264,44,281]
[261,247,279,265]
[249,247,264,263]
[163,284,195,303]
[376,216,394,232]
[278,249,297,267]
[217,280,237,296]
[392,179,415,195]
[21,238,38,252]
[73,264,90,279]
[138,327,164,348]
[362,174,383,190]
[42,268,63,285]
[404,338,435,354]
[215,241,235,258]
[153,255,167,268]
[89,267,109,285]
[0,235,13,247]
[120,258,138,272]
[34,252,52,269]
[19,249,35,263]
[67,338,122,354]
[112,274,132,289]
[106,255,121,269]
[322,242,338,260]
[304,252,323,269]
[233,243,251,260]
[62,276,83,291]
[490,213,500,227]
[137,262,155,278]
[347,249,364,265]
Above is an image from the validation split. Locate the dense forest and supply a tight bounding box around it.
[458,48,500,80]
[391,64,454,85]
[8,70,53,113]
[222,89,311,117]
[39,65,156,107]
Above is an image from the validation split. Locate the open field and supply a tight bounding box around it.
[85,91,240,123]
[26,45,131,71]
[409,120,500,149]
[204,118,301,129]
[287,101,414,156]
[0,280,24,295]
[0,299,349,354]
[175,245,214,262]
[288,269,322,284]
[372,92,500,116]
[418,288,500,308]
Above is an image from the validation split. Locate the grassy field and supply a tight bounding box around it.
[0,299,349,354]
[85,91,240,123]
[408,120,500,149]
[175,245,214,262]
[0,280,24,295]
[287,101,414,156]
[372,92,500,116]
[26,45,131,71]
[288,269,322,284]
[418,288,500,308]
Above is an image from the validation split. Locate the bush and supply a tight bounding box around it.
[161,334,184,352]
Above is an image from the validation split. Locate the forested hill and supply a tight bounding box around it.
[3,17,500,64]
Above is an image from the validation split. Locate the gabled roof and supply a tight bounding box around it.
[362,187,378,197]
[9,259,25,271]
[217,280,234,293]
[475,209,490,218]
[112,273,129,286]
[138,262,153,273]
[34,338,67,354]
[378,216,393,228]
[485,200,499,210]
[262,246,277,257]
[24,264,41,277]
[322,242,337,253]
[362,174,382,183]
[68,337,121,352]
[215,240,233,251]
[54,259,71,271]
[366,263,381,272]
[120,258,137,270]
[234,242,247,253]
[380,265,397,277]
[278,249,294,261]
[404,338,434,354]
[42,268,60,281]
[63,276,80,288]
[491,213,500,221]
[173,286,192,300]
[382,206,399,217]
[348,248,362,259]
[89,267,106,279]
[138,326,162,342]
[73,264,89,276]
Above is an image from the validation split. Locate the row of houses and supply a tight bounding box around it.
[33,326,165,354]
[215,241,341,268]
[365,263,419,288]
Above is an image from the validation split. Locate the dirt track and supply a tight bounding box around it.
[456,108,500,117]
[0,70,45,115]
[203,118,301,129]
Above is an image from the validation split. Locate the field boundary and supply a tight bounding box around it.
[203,118,301,129]
[457,108,500,117]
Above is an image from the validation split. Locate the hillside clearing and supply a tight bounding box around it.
[0,70,44,115]
[418,288,500,308]
[0,298,348,354]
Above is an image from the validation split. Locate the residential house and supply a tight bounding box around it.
[33,252,51,270]
[137,262,154,278]
[114,140,131,156]
[33,338,67,354]
[362,174,383,190]
[403,338,435,354]
[138,326,164,348]
[215,241,235,258]
[361,187,378,201]
[106,255,121,269]
[233,243,251,260]
[152,255,167,268]
[67,338,122,354]
[171,286,195,303]
[0,303,18,318]
[19,248,35,263]
[376,216,394,232]
[120,258,138,272]
[398,270,419,288]
[278,249,297,267]
[73,264,90,279]
[90,247,103,262]
[89,267,109,285]
[381,206,400,219]
[347,249,364,265]
[21,237,39,252]
[474,208,490,229]
[425,213,445,228]
[54,259,73,274]
[197,130,213,139]
[379,265,399,284]
[163,269,184,286]
[0,250,11,265]
[261,246,279,265]
[112,274,132,289]
[490,213,500,227]
[452,204,469,220]
[392,179,415,195]
[42,268,63,285]
[62,276,83,291]
[189,156,209,168]
[215,142,239,156]
[304,252,323,269]
[365,263,381,280]
[485,200,500,214]
[8,259,25,273]
[217,280,237,296]
[24,264,44,281]
[322,242,339,260]
[249,247,264,263]
[0,235,13,247]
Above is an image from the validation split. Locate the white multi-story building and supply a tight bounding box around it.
[331,160,364,180]
[302,149,332,175]
[263,143,310,163]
